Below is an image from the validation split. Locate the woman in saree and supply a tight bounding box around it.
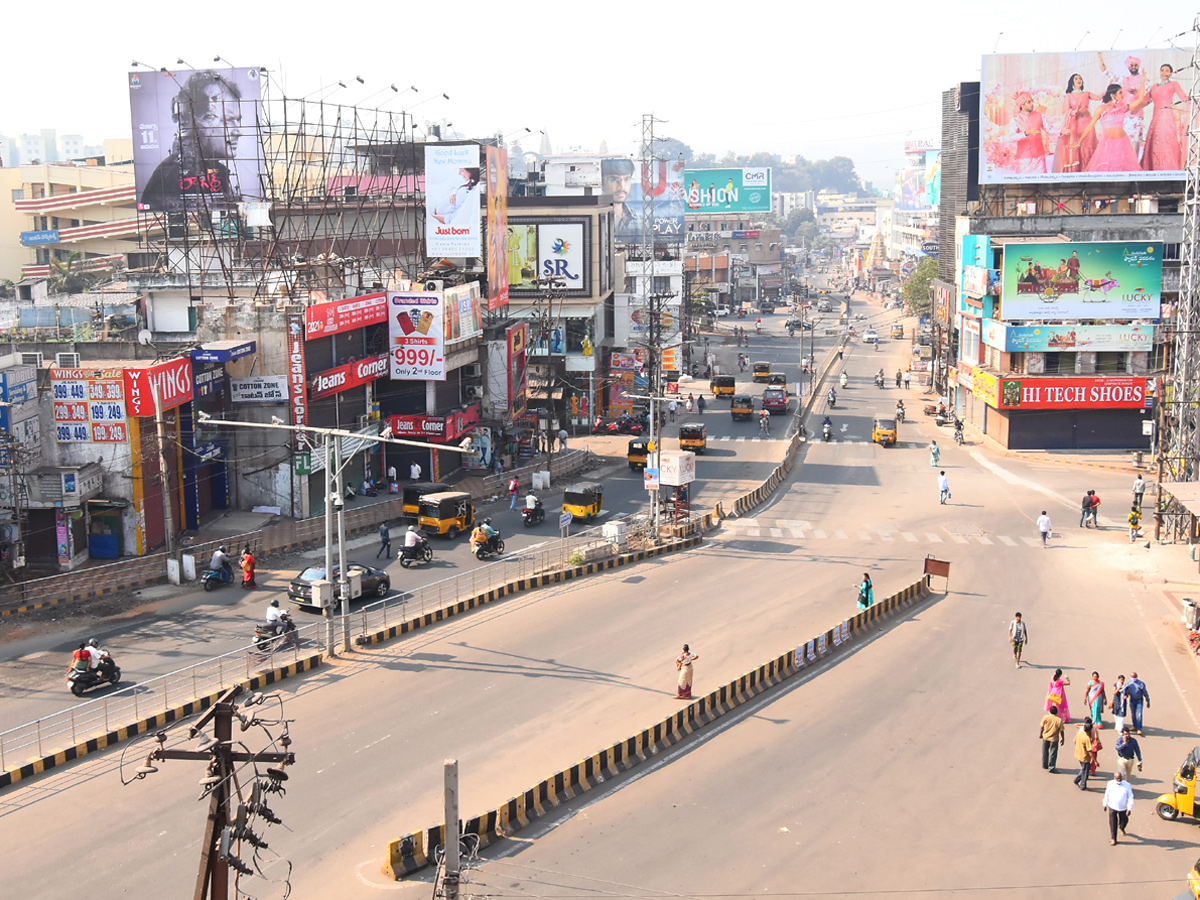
[1085,671,1107,729]
[675,644,699,700]
[1046,669,1071,723]
[1052,74,1101,173]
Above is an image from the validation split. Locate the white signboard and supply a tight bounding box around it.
[230,375,288,403]
[425,144,481,257]
[388,291,446,381]
[537,222,586,292]
[659,451,696,486]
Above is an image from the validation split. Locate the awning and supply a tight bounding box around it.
[191,340,257,364]
[87,498,129,510]
[1161,482,1200,517]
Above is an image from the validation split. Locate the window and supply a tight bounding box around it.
[1042,352,1077,374]
[624,276,638,293]
[30,184,45,199]
[652,275,672,294]
[10,189,23,202]
[1095,351,1129,375]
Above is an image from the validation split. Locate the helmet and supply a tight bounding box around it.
[219,545,227,553]
[484,517,492,525]
[87,638,99,648]
[270,598,279,607]
[408,525,416,532]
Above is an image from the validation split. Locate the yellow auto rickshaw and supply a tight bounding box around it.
[731,394,754,421]
[562,482,604,521]
[1157,745,1200,824]
[710,374,736,397]
[891,323,904,339]
[752,362,771,383]
[767,372,787,387]
[872,416,897,446]
[402,481,448,518]
[1183,858,1200,900]
[627,439,650,470]
[679,424,707,454]
[417,491,475,538]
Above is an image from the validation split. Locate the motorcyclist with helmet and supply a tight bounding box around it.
[209,545,233,583]
[265,598,285,636]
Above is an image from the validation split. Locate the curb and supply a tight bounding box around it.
[0,652,322,791]
[382,574,934,879]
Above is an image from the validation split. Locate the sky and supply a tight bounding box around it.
[2,0,1194,190]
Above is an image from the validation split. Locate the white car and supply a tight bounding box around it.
[714,307,731,317]
[862,328,879,344]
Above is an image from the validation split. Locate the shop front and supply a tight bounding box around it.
[23,464,104,571]
[185,341,255,530]
[386,404,481,482]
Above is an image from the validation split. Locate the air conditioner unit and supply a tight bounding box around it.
[357,414,371,430]
[19,352,43,368]
[55,352,81,368]
[424,279,444,293]
[467,385,485,399]
[463,363,482,378]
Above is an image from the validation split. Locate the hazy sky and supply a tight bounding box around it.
[3,0,1194,188]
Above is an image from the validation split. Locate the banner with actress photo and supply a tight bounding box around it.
[388,291,446,381]
[485,146,509,311]
[444,282,483,344]
[980,48,1191,183]
[425,144,482,257]
[608,156,686,245]
[128,66,266,212]
[999,242,1163,320]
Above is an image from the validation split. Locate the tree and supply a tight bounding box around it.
[901,259,938,317]
[782,207,815,239]
[47,252,101,295]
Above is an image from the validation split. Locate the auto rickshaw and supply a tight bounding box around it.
[562,482,604,522]
[417,491,475,538]
[872,416,897,446]
[710,374,736,397]
[1178,858,1200,900]
[402,481,448,518]
[1157,745,1200,823]
[767,372,787,387]
[731,394,754,421]
[891,323,904,339]
[679,424,707,454]
[752,362,771,383]
[627,439,650,470]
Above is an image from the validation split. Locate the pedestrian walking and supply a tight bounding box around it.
[558,428,569,451]
[903,370,912,389]
[1132,474,1146,511]
[1073,720,1096,790]
[240,544,256,589]
[1127,506,1142,543]
[1009,612,1028,668]
[1039,705,1065,772]
[929,440,940,467]
[697,395,706,414]
[668,399,678,422]
[837,347,844,361]
[857,573,874,610]
[387,464,397,486]
[1111,675,1128,732]
[376,522,392,559]
[1085,672,1108,729]
[1088,490,1102,527]
[894,369,902,388]
[1101,771,1135,845]
[508,476,520,510]
[1114,725,1143,782]
[1037,510,1053,547]
[410,461,422,482]
[1124,672,1150,735]
[685,393,694,413]
[938,470,951,504]
[675,644,699,700]
[1080,491,1094,527]
[1046,668,1072,722]
[1090,717,1104,776]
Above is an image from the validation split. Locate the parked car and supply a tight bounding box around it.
[714,306,731,317]
[288,561,391,608]
[784,316,813,330]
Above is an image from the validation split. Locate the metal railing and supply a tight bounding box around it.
[0,622,324,772]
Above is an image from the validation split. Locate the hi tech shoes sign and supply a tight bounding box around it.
[310,355,389,399]
[997,376,1154,410]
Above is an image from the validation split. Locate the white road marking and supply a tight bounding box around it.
[976,536,994,545]
[901,532,918,542]
[925,533,943,542]
[998,535,1018,546]
[950,534,969,544]
[1020,537,1040,546]
[857,530,872,541]
[769,527,783,537]
[834,529,848,540]
[812,529,827,539]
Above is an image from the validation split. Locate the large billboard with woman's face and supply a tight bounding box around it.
[980,48,1191,184]
[425,144,481,257]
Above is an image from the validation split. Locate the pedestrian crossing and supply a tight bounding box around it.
[717,517,1050,549]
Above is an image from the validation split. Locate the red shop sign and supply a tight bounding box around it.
[124,357,194,417]
[310,354,389,399]
[304,292,388,339]
[386,404,480,443]
[997,376,1154,410]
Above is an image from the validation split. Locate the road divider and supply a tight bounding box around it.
[382,572,934,879]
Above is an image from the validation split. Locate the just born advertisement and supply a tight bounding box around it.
[980,47,1190,183]
[999,242,1163,320]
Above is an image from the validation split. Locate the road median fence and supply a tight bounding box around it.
[382,572,934,879]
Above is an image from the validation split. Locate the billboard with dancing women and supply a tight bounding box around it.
[980,48,1190,183]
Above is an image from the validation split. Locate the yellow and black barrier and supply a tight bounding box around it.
[382,573,934,879]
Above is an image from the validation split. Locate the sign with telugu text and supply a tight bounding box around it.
[304,292,388,339]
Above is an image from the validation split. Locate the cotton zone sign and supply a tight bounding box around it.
[124,357,194,416]
[309,355,389,399]
[997,377,1154,410]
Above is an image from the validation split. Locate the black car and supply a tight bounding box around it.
[287,561,391,608]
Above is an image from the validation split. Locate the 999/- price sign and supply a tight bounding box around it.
[388,291,446,381]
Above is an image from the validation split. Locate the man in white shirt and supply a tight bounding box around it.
[1132,474,1145,511]
[410,461,422,482]
[938,471,950,505]
[526,492,540,510]
[1036,510,1052,548]
[387,464,397,484]
[265,598,284,634]
[404,525,421,549]
[1101,771,1135,845]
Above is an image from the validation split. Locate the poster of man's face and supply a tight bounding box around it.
[129,67,265,212]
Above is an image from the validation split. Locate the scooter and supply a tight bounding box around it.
[954,423,965,445]
[398,536,434,568]
[522,502,546,527]
[255,613,300,652]
[839,373,847,388]
[827,392,837,410]
[895,405,906,424]
[67,651,121,696]
[202,564,234,592]
[875,375,885,389]
[473,530,505,560]
[822,423,832,442]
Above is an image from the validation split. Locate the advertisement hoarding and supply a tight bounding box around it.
[980,48,1191,184]
[230,375,288,402]
[51,368,128,443]
[608,156,686,244]
[506,218,593,296]
[998,376,1153,409]
[683,168,771,213]
[485,146,509,311]
[304,292,388,339]
[385,405,480,443]
[425,144,481,257]
[444,282,483,343]
[287,317,307,428]
[507,223,537,292]
[1000,242,1162,320]
[981,321,1154,352]
[124,358,194,417]
[388,291,446,380]
[128,67,265,212]
[506,322,528,421]
[309,355,389,399]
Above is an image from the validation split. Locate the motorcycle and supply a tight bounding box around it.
[202,564,234,592]
[255,613,300,652]
[398,536,434,568]
[822,423,832,442]
[954,423,965,445]
[67,650,121,697]
[827,392,837,410]
[923,403,939,417]
[839,373,847,388]
[522,502,545,527]
[895,405,905,424]
[473,530,505,560]
[875,375,885,389]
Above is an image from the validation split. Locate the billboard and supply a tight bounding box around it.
[606,156,686,244]
[980,48,1191,183]
[485,146,509,311]
[425,144,481,257]
[310,355,389,399]
[444,282,483,343]
[506,218,593,296]
[124,358,195,416]
[388,291,446,380]
[128,67,265,212]
[507,223,537,291]
[287,317,307,428]
[304,292,388,338]
[51,367,128,443]
[506,322,528,421]
[998,376,1153,410]
[981,321,1154,353]
[683,168,771,213]
[1000,242,1162,320]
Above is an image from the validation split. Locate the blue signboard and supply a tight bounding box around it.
[20,230,59,246]
[191,341,257,364]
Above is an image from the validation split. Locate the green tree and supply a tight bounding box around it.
[901,258,938,317]
[782,207,815,239]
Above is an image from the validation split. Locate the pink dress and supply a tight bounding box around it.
[1046,677,1071,723]
[1086,103,1140,172]
[1013,111,1048,174]
[1052,93,1098,172]
[1141,82,1188,171]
